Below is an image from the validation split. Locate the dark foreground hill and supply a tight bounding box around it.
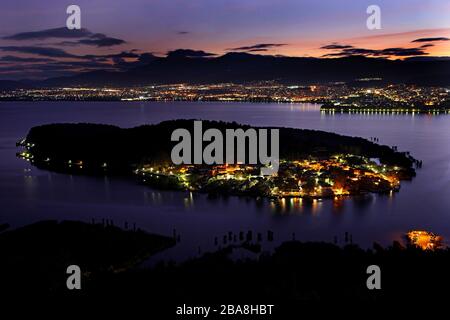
[1,220,450,308]
[0,220,175,294]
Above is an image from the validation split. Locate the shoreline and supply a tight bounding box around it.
[3,98,449,114]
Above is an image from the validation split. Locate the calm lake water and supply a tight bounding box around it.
[1,101,449,261]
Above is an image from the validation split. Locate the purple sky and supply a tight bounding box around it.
[0,0,449,79]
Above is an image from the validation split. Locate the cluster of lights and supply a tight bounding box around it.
[3,83,447,111]
[136,154,402,199]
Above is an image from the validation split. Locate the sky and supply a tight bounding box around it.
[0,0,449,79]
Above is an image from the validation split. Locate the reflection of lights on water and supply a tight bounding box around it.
[150,192,163,204]
[270,201,275,211]
[312,198,321,215]
[268,197,333,215]
[407,230,443,250]
[184,192,195,208]
[280,198,286,211]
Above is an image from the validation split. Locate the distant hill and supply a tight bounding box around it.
[0,80,34,91]
[37,53,450,87]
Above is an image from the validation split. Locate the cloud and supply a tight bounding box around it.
[84,51,142,62]
[0,55,54,63]
[0,46,141,63]
[320,44,354,50]
[0,28,138,78]
[246,48,269,52]
[3,27,92,40]
[378,47,427,56]
[78,36,126,47]
[106,51,141,59]
[0,58,117,80]
[48,41,80,47]
[420,44,434,48]
[412,37,450,43]
[0,68,75,80]
[3,27,126,47]
[227,43,287,52]
[0,46,78,58]
[52,60,113,68]
[46,35,126,48]
[166,49,216,58]
[321,43,428,58]
[177,31,190,35]
[0,62,107,79]
[322,48,376,57]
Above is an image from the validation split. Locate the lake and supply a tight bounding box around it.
[1,101,449,262]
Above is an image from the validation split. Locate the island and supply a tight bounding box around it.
[17,120,418,199]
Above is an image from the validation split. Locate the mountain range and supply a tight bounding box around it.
[3,53,450,89]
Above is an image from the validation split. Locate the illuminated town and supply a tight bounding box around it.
[2,83,449,113]
[135,155,405,200]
